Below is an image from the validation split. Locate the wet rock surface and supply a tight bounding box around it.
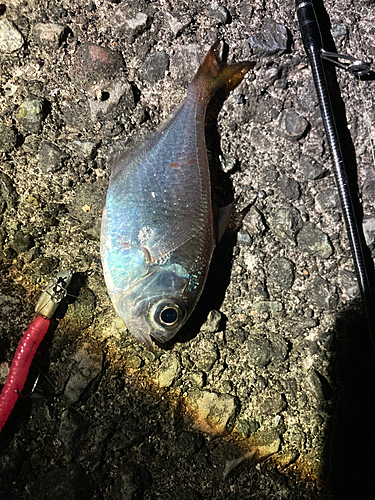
[1,1,375,499]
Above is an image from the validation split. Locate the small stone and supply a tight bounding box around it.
[250,428,281,458]
[200,310,223,333]
[297,223,333,259]
[237,229,252,246]
[363,216,375,246]
[299,154,327,180]
[114,5,149,36]
[208,2,230,24]
[9,231,34,253]
[39,141,69,173]
[270,207,303,247]
[171,44,207,87]
[331,23,348,43]
[158,352,181,388]
[0,124,18,153]
[278,176,301,200]
[0,171,17,210]
[138,51,170,85]
[337,270,359,300]
[242,206,266,235]
[70,140,98,160]
[251,301,283,314]
[244,333,271,367]
[32,22,67,47]
[268,257,295,290]
[248,19,290,56]
[163,11,191,36]
[250,127,272,152]
[304,370,325,400]
[190,341,218,372]
[277,109,309,140]
[0,18,24,53]
[235,418,259,437]
[188,390,237,434]
[315,188,340,211]
[25,194,41,208]
[73,43,125,89]
[184,370,205,389]
[59,287,96,334]
[264,67,280,84]
[63,344,103,403]
[88,78,135,121]
[16,99,45,133]
[307,275,338,309]
[260,392,287,414]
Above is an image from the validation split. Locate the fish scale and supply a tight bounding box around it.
[101,41,252,348]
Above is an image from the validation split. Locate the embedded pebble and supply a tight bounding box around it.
[296,223,333,259]
[278,175,301,200]
[0,171,17,208]
[0,18,24,53]
[16,99,45,133]
[188,390,237,434]
[158,352,181,388]
[0,124,18,153]
[306,275,338,309]
[299,154,327,180]
[304,370,325,400]
[244,333,272,367]
[268,257,295,290]
[200,309,223,333]
[73,43,125,89]
[252,301,283,314]
[171,44,207,86]
[114,5,149,35]
[70,140,98,160]
[248,19,290,56]
[138,51,170,84]
[277,109,309,140]
[32,23,67,47]
[315,187,340,211]
[9,231,34,253]
[163,11,191,36]
[249,127,272,152]
[88,78,135,121]
[242,206,266,235]
[190,341,218,371]
[270,207,303,247]
[208,2,230,24]
[250,428,281,458]
[63,344,103,403]
[38,141,69,173]
[363,216,375,246]
[260,392,287,414]
[60,287,96,334]
[337,270,359,300]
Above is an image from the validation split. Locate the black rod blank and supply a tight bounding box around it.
[295,0,375,348]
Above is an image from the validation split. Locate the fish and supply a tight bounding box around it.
[100,40,252,348]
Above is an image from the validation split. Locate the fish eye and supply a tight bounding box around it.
[153,300,184,329]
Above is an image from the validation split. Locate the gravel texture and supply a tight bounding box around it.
[1,1,375,499]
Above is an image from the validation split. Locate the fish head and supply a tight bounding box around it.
[117,263,192,348]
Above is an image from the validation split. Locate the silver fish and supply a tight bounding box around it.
[100,41,252,348]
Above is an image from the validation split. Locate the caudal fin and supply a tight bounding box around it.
[190,40,254,99]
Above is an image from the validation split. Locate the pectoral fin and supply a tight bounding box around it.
[218,202,235,242]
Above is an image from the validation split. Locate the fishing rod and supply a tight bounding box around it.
[295,0,375,349]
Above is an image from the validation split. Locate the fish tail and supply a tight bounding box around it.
[191,40,253,98]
